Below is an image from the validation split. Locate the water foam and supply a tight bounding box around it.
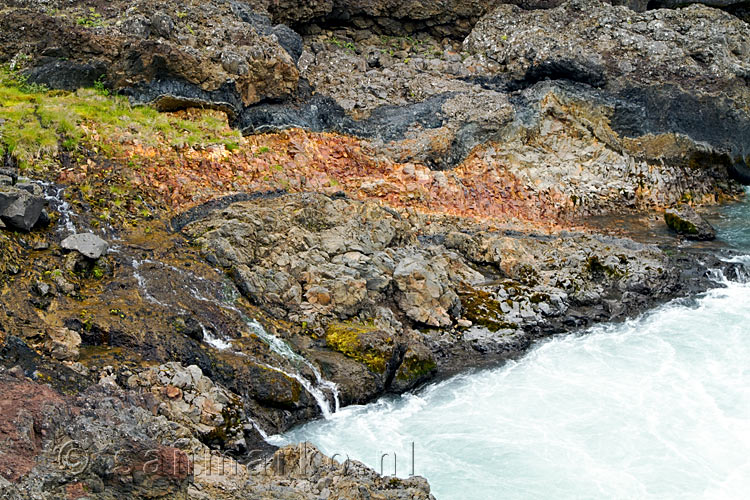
[278,280,750,499]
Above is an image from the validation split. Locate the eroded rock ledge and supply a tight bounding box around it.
[2,0,750,497]
[183,192,745,396]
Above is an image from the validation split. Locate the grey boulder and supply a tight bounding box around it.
[61,233,109,259]
[0,186,46,231]
[664,206,716,241]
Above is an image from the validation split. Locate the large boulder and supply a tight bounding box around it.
[43,327,82,361]
[664,205,716,240]
[0,185,46,231]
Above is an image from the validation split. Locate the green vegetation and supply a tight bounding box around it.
[0,66,242,171]
[459,287,518,332]
[327,37,356,53]
[325,320,390,374]
[397,353,436,381]
[76,7,104,28]
[664,211,698,235]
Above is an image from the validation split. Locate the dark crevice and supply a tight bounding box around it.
[383,343,407,391]
[508,59,607,91]
[169,190,287,232]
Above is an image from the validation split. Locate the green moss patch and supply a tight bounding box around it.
[397,353,436,381]
[459,287,517,332]
[664,212,698,235]
[0,66,241,171]
[325,320,391,374]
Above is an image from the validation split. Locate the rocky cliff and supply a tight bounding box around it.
[1,0,749,498]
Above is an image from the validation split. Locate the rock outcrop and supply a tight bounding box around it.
[183,192,736,394]
[464,0,750,164]
[236,0,749,213]
[664,205,717,240]
[0,366,434,500]
[0,0,300,113]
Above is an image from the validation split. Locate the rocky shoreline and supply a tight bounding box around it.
[1,0,750,498]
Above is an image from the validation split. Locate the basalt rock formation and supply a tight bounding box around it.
[1,0,300,112]
[1,0,750,497]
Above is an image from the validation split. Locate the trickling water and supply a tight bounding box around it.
[126,254,340,418]
[247,319,340,414]
[201,325,233,351]
[33,180,77,234]
[276,194,750,499]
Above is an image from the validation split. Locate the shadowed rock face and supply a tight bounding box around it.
[464,0,750,164]
[259,0,512,37]
[0,0,300,109]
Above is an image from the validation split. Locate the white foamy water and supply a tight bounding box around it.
[278,278,750,499]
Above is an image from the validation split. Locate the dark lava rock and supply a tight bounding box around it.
[664,206,716,240]
[0,0,299,114]
[0,185,46,231]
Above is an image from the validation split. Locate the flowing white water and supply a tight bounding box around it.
[33,180,77,234]
[277,194,750,499]
[279,281,750,499]
[127,256,340,417]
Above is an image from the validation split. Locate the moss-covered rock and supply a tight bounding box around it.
[396,348,436,383]
[325,320,393,374]
[664,205,716,240]
[459,287,517,332]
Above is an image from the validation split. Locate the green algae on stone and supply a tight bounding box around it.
[664,211,698,235]
[325,320,392,374]
[396,352,437,381]
[459,287,517,332]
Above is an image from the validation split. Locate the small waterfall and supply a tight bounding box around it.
[131,259,169,306]
[201,325,233,351]
[123,253,340,417]
[247,319,341,414]
[259,362,336,419]
[248,418,270,440]
[33,180,77,235]
[721,255,750,283]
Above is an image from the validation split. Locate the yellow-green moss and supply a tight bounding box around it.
[0,66,241,170]
[459,288,517,332]
[664,212,698,235]
[397,354,436,381]
[325,320,390,374]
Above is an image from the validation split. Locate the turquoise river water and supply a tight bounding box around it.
[274,192,750,499]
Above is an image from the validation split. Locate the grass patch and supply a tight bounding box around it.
[0,66,241,171]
